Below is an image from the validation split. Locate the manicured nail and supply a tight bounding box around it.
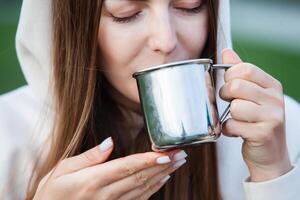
[160,175,171,184]
[173,150,187,161]
[173,159,186,168]
[99,137,113,152]
[156,156,171,164]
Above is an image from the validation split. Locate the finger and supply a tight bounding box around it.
[105,165,170,200]
[88,149,180,186]
[222,48,282,91]
[222,48,243,65]
[139,175,171,200]
[220,78,267,104]
[229,99,264,123]
[224,63,282,91]
[222,118,254,139]
[222,118,276,143]
[118,159,186,200]
[53,137,114,177]
[222,118,284,145]
[119,175,170,200]
[102,151,187,198]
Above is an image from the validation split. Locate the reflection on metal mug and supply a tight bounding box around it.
[133,59,231,152]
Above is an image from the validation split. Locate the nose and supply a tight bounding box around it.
[148,12,178,56]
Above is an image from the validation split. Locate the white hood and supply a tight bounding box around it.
[16,0,53,104]
[3,1,300,199]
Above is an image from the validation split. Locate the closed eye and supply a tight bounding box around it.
[111,11,142,23]
[111,3,205,24]
[176,4,205,14]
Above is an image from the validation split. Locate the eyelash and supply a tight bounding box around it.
[112,11,142,23]
[112,4,204,24]
[179,4,205,14]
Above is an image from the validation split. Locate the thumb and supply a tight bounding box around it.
[222,48,243,65]
[54,137,114,176]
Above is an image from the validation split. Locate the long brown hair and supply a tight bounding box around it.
[27,0,221,199]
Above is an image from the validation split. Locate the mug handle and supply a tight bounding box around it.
[211,64,233,123]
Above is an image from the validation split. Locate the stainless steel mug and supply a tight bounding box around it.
[133,59,231,151]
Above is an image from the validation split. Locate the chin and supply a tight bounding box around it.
[129,80,141,103]
[118,83,141,111]
[130,90,141,104]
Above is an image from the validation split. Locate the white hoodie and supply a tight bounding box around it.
[0,0,300,199]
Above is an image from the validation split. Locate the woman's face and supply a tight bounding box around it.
[98,0,208,111]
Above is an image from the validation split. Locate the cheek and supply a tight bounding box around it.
[98,21,142,103]
[98,16,146,72]
[177,13,209,57]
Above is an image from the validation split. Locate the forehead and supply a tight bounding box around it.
[103,0,200,3]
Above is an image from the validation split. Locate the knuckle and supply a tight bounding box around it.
[134,153,154,167]
[82,179,98,194]
[266,89,284,108]
[135,171,148,185]
[229,79,242,94]
[219,86,226,98]
[149,183,158,193]
[230,99,240,116]
[258,121,282,142]
[242,63,255,78]
[139,181,151,194]
[276,97,285,108]
[147,183,159,197]
[133,187,149,200]
[139,188,153,200]
[259,131,273,142]
[273,93,284,107]
[274,79,283,92]
[222,119,237,136]
[271,111,285,125]
[121,160,136,176]
[83,149,99,164]
[142,156,153,167]
[221,120,230,134]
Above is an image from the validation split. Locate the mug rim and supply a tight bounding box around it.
[133,58,213,78]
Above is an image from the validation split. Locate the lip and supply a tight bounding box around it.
[132,58,212,78]
[133,58,191,75]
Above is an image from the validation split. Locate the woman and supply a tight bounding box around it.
[1,0,300,199]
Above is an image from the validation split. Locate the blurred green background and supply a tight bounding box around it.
[0,1,299,102]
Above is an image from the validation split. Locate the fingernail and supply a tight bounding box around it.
[156,156,171,164]
[173,150,187,161]
[99,137,113,152]
[160,175,171,184]
[221,48,232,54]
[173,159,186,168]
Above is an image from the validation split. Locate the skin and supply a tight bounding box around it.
[34,0,292,199]
[220,49,292,182]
